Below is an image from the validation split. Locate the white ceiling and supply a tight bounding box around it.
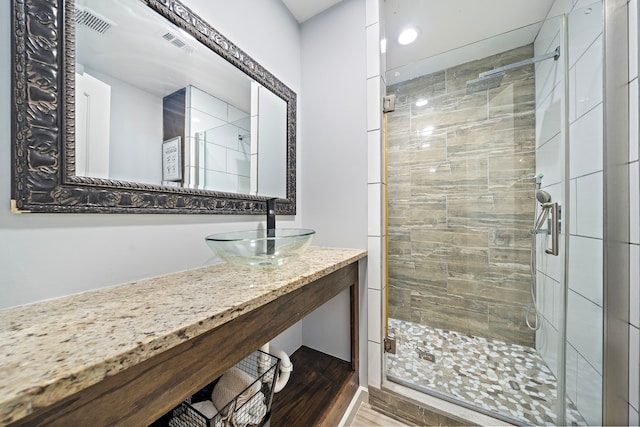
[384,0,556,71]
[76,0,252,110]
[282,0,556,74]
[281,0,343,23]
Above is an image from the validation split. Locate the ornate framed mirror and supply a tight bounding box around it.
[11,0,296,214]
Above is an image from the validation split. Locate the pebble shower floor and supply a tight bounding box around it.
[386,318,586,426]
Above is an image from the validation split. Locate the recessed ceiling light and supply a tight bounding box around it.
[415,99,428,107]
[398,28,418,45]
[380,38,387,54]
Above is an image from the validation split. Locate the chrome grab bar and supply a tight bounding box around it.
[545,202,560,256]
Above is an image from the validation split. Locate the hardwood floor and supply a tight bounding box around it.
[272,346,357,426]
[341,390,413,427]
[270,346,411,426]
[348,401,413,426]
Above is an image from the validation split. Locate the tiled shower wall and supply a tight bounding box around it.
[185,86,251,193]
[386,45,537,347]
[366,0,386,391]
[533,2,605,424]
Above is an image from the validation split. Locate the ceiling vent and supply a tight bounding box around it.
[75,5,115,34]
[161,31,194,54]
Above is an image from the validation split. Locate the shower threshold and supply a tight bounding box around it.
[387,373,523,426]
[385,318,586,426]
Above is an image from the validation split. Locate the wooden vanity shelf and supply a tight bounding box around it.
[154,346,357,427]
[272,346,359,426]
[0,248,365,427]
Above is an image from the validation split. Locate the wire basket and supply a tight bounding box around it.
[168,350,279,427]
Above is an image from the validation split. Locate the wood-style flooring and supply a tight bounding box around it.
[272,346,355,426]
[271,346,412,426]
[340,389,414,427]
[347,400,412,426]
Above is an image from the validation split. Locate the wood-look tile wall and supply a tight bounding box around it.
[386,45,537,347]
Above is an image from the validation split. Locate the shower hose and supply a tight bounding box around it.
[526,232,541,331]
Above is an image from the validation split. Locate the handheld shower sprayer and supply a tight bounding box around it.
[526,188,553,331]
[532,190,552,234]
[526,177,561,330]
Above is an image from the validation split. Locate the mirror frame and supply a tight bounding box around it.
[11,0,296,214]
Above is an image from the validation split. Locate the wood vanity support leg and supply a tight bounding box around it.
[350,278,359,372]
[271,261,362,426]
[315,270,360,426]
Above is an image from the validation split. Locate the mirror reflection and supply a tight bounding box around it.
[74,0,287,198]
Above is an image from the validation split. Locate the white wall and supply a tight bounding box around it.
[257,88,287,198]
[298,0,369,381]
[186,86,251,193]
[83,66,164,185]
[75,70,111,179]
[0,0,301,315]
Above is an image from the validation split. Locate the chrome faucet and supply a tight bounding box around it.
[267,198,276,255]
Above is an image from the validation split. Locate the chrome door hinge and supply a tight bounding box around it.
[383,95,396,113]
[384,336,397,354]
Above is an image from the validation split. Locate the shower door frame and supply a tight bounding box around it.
[602,0,631,425]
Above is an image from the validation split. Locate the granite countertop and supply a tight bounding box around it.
[0,246,366,426]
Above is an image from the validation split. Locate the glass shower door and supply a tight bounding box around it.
[383,10,582,425]
[561,2,604,425]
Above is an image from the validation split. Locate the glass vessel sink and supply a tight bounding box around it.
[205,228,316,268]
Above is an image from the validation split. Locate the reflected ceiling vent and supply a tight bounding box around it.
[161,31,194,54]
[75,5,115,34]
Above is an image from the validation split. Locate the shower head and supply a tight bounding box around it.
[536,190,552,204]
[532,190,553,233]
[466,46,561,96]
[466,72,505,94]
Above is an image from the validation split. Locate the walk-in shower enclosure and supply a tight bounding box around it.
[384,2,604,425]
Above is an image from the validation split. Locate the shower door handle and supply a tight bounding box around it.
[545,202,560,256]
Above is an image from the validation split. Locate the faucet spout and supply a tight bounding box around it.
[267,199,276,255]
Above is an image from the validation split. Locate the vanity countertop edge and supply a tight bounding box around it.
[0,246,367,426]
